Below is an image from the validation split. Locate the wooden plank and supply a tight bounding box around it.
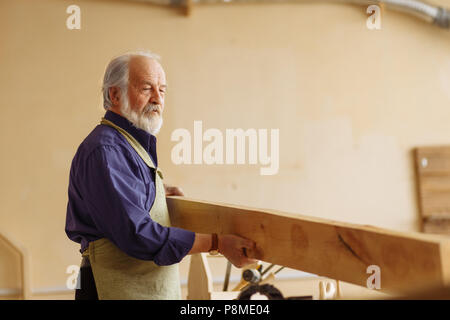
[167,196,450,294]
[420,175,450,192]
[187,253,241,300]
[423,220,450,236]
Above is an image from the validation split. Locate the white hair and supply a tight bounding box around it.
[102,50,161,110]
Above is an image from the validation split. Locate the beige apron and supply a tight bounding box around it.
[81,118,181,300]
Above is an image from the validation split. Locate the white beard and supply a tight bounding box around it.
[120,95,163,136]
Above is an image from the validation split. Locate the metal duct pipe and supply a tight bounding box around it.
[349,0,449,27]
[151,0,449,28]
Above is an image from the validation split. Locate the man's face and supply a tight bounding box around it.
[117,56,167,135]
[128,56,166,117]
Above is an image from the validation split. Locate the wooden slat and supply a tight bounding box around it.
[416,147,450,175]
[167,196,450,294]
[187,253,213,300]
[423,220,450,236]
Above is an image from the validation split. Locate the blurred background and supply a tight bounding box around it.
[0,0,449,299]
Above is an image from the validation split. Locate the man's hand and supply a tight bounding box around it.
[164,184,185,196]
[218,234,257,268]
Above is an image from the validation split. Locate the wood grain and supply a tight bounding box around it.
[167,196,450,294]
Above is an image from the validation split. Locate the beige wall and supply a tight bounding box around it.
[1,0,449,297]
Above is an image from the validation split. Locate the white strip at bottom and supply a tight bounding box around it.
[0,271,318,297]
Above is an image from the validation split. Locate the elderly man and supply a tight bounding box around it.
[65,51,256,300]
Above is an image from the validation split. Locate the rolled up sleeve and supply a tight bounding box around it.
[80,145,195,265]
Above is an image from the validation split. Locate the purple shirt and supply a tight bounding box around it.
[65,110,195,266]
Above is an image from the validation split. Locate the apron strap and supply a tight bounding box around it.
[100,118,164,179]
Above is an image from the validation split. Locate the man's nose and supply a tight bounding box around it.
[150,90,163,105]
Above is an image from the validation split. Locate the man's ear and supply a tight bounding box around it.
[109,87,121,106]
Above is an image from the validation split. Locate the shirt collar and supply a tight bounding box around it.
[104,110,158,166]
